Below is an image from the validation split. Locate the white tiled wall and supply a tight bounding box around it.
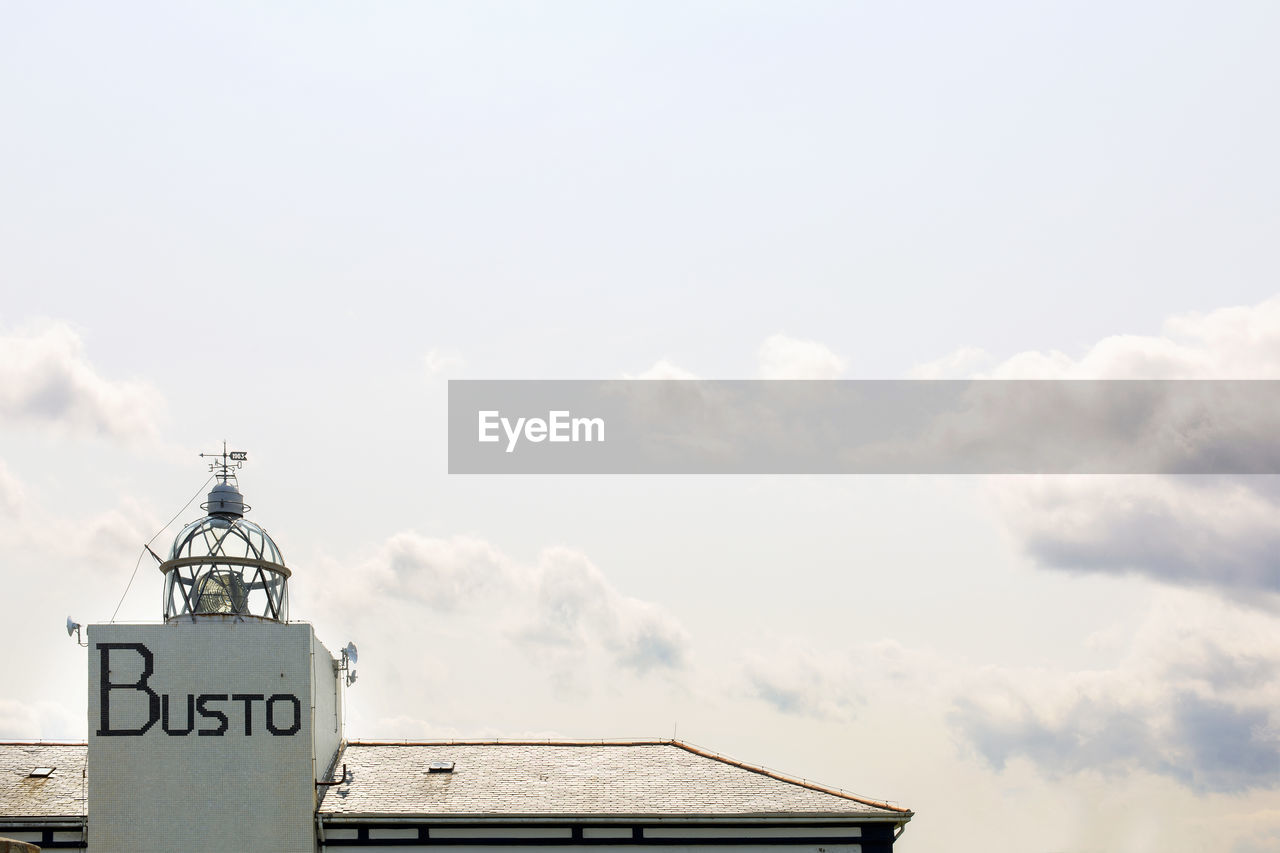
[88,620,339,853]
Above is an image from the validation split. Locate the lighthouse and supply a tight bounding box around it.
[86,449,345,853]
[3,447,914,851]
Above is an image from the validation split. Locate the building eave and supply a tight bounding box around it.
[0,817,87,827]
[320,813,913,825]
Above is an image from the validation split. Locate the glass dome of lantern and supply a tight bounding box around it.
[160,446,290,622]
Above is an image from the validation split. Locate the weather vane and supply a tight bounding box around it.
[199,441,248,483]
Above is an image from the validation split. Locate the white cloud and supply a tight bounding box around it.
[907,346,993,379]
[372,533,510,611]
[626,359,699,380]
[990,476,1280,600]
[424,348,465,377]
[1232,820,1280,853]
[740,639,946,721]
[517,547,689,674]
[0,700,42,739]
[0,322,164,440]
[757,334,847,379]
[0,459,157,569]
[0,699,79,740]
[626,334,845,381]
[343,533,691,675]
[950,590,1280,794]
[359,714,468,740]
[355,714,566,741]
[739,591,1280,796]
[916,295,1280,380]
[741,645,862,721]
[915,295,1280,598]
[0,460,24,515]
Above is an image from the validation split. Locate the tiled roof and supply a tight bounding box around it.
[0,740,911,824]
[318,740,910,820]
[0,743,87,820]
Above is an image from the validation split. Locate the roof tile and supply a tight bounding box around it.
[0,743,87,819]
[318,741,907,819]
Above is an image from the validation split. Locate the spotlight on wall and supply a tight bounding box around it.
[66,617,85,646]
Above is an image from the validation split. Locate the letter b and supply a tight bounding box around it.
[96,643,160,736]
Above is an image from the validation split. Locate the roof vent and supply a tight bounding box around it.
[28,767,55,778]
[427,761,455,773]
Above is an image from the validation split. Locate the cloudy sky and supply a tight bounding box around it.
[4,3,1280,851]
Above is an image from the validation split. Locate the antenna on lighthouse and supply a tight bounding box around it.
[198,443,251,518]
[200,442,248,483]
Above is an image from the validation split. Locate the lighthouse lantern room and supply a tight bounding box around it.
[161,446,290,622]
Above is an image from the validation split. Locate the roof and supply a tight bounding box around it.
[319,740,910,821]
[0,740,912,824]
[0,743,87,820]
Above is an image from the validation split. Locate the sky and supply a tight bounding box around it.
[3,2,1280,851]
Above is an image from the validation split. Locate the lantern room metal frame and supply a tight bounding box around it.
[160,447,291,623]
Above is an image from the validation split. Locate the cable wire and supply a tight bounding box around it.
[109,474,214,623]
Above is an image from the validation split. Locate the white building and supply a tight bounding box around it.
[0,457,913,852]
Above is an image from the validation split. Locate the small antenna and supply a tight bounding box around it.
[338,642,359,687]
[199,441,248,483]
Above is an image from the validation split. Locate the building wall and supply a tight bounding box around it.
[87,620,334,853]
[317,822,899,853]
[311,631,344,780]
[322,840,870,845]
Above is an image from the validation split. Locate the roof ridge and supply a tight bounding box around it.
[669,741,912,815]
[346,738,672,746]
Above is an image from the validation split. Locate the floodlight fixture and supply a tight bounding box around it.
[66,617,84,646]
